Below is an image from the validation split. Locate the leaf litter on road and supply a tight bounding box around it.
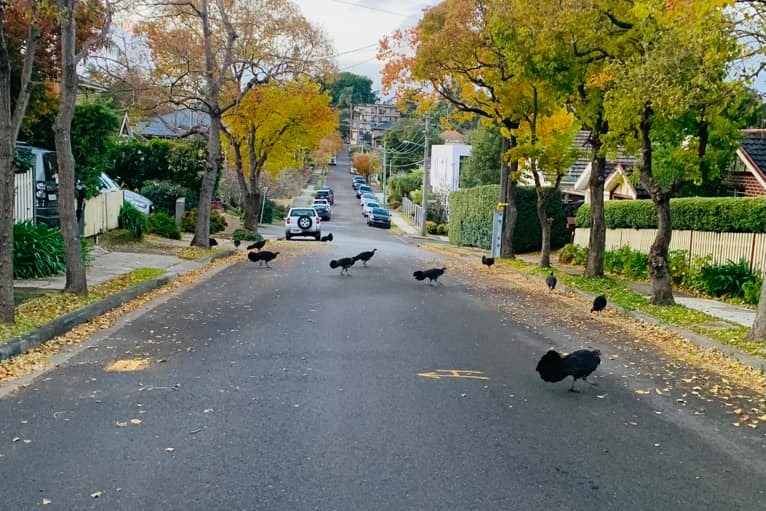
[424,244,766,433]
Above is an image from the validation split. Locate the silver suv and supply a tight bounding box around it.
[285,207,321,240]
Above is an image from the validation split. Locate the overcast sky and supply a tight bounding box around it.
[292,0,434,95]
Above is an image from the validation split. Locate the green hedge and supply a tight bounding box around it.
[448,185,570,252]
[575,197,766,232]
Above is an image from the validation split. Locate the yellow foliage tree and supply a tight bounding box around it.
[222,80,338,230]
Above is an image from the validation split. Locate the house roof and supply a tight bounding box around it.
[134,108,210,138]
[738,129,766,183]
[564,130,637,186]
[440,130,466,143]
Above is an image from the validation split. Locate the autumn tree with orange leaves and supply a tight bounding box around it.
[137,0,334,247]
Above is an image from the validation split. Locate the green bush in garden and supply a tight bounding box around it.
[575,197,766,232]
[118,203,148,240]
[448,185,570,252]
[13,221,90,279]
[181,209,227,234]
[231,228,262,242]
[147,211,181,240]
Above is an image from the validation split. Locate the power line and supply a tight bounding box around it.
[329,0,410,17]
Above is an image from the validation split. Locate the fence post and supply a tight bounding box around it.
[175,197,185,226]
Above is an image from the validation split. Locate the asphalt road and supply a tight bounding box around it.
[0,152,765,510]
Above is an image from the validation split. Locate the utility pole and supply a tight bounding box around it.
[421,115,430,236]
[382,143,387,206]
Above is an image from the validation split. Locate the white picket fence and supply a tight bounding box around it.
[573,228,766,272]
[401,197,424,229]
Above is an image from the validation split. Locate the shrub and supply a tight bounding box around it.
[448,185,570,252]
[13,221,66,279]
[668,250,690,286]
[558,243,589,265]
[603,246,648,280]
[426,220,439,234]
[180,209,227,234]
[575,197,766,232]
[260,199,287,224]
[437,223,449,235]
[699,258,759,300]
[147,211,181,240]
[139,180,191,215]
[231,228,262,242]
[12,221,91,279]
[118,202,148,240]
[389,200,401,210]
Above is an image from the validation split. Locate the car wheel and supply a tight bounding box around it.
[297,215,313,230]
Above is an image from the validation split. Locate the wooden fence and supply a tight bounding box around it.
[83,190,123,237]
[573,228,766,272]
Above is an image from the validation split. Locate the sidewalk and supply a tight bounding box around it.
[514,253,757,328]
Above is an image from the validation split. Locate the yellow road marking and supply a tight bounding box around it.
[417,370,488,380]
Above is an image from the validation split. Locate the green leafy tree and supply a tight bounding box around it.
[71,100,120,196]
[461,124,502,188]
[604,0,746,305]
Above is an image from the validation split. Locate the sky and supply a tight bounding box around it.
[291,0,434,96]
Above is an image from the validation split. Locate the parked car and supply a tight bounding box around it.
[352,177,366,188]
[312,198,330,209]
[313,203,331,221]
[367,207,391,228]
[356,184,372,198]
[284,207,321,240]
[359,193,377,206]
[316,188,334,204]
[362,201,381,217]
[99,173,155,215]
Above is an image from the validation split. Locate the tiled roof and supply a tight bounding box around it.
[440,130,466,143]
[134,108,210,138]
[739,129,766,181]
[562,130,637,185]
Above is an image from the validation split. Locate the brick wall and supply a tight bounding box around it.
[724,171,766,197]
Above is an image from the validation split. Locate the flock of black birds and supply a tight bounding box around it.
[229,233,606,392]
[477,253,606,392]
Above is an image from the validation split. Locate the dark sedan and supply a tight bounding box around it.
[314,203,332,221]
[367,207,391,228]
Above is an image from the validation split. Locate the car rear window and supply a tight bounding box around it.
[371,208,389,215]
[290,208,315,216]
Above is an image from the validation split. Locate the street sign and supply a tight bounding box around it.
[491,210,504,258]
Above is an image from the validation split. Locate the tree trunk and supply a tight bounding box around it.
[191,0,223,248]
[0,7,41,323]
[585,117,607,278]
[243,190,259,230]
[537,193,552,268]
[0,101,13,323]
[648,193,675,305]
[55,0,86,296]
[499,135,518,258]
[637,102,674,305]
[745,271,766,342]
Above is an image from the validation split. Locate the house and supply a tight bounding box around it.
[128,108,210,139]
[724,129,766,197]
[351,103,400,146]
[430,142,472,195]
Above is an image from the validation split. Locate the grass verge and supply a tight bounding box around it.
[2,268,166,343]
[430,245,766,360]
